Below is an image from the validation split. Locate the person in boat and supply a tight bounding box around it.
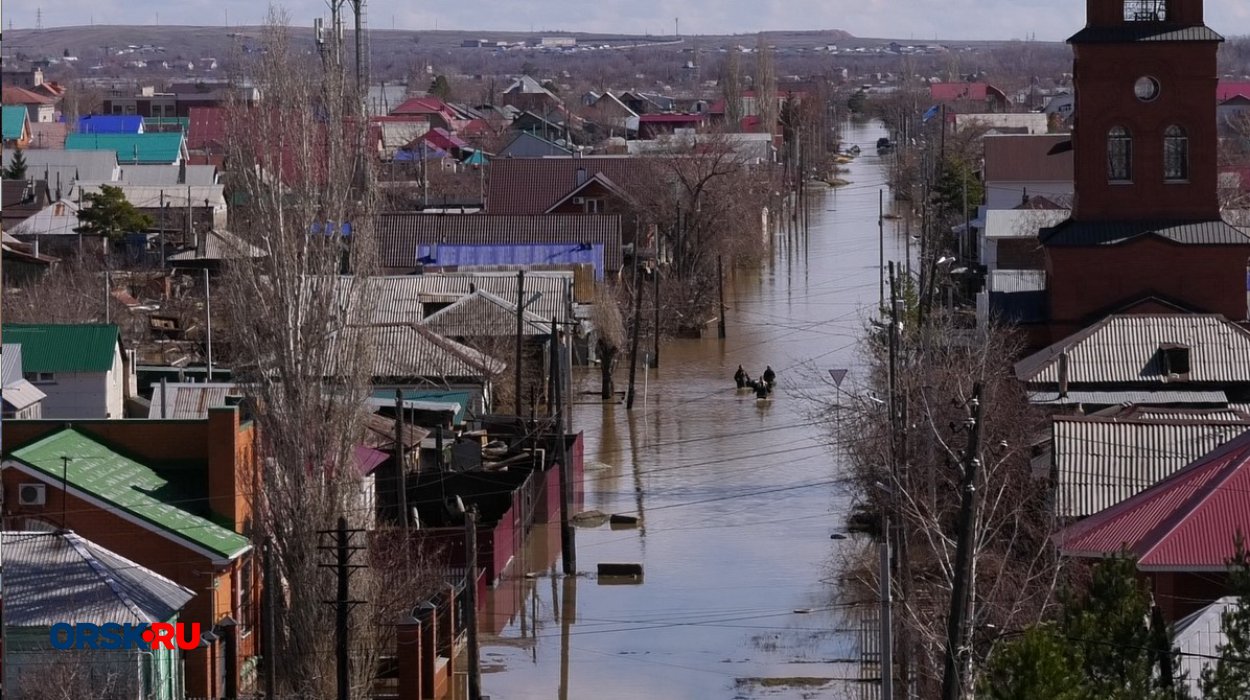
[734,365,749,388]
[762,366,776,390]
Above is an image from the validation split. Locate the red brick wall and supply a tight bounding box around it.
[1045,237,1250,330]
[1071,40,1221,221]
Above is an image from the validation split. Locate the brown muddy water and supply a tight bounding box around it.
[480,120,908,700]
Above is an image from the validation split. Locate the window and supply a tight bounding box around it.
[1108,126,1133,182]
[1160,344,1191,378]
[583,198,605,214]
[1164,125,1189,181]
[236,556,254,635]
[1124,0,1167,21]
[23,371,55,384]
[1134,76,1160,102]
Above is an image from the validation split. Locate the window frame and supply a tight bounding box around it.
[1163,124,1189,183]
[1107,126,1134,183]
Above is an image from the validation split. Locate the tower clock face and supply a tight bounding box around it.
[1134,76,1161,102]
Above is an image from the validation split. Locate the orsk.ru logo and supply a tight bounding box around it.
[49,622,202,651]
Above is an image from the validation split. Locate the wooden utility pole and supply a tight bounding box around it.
[203,268,213,379]
[464,505,483,700]
[878,189,885,310]
[393,389,409,528]
[262,540,277,699]
[514,270,525,416]
[652,261,660,367]
[941,382,984,700]
[625,260,644,410]
[320,516,365,700]
[879,512,894,700]
[717,255,727,339]
[552,317,575,575]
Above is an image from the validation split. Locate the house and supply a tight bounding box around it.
[585,92,639,137]
[1218,94,1250,136]
[2,105,32,147]
[1,344,46,419]
[0,230,57,284]
[1,179,53,229]
[364,272,579,326]
[372,116,431,160]
[28,121,69,149]
[376,213,623,276]
[637,113,707,139]
[71,181,228,231]
[619,90,676,115]
[66,132,188,166]
[5,198,86,249]
[2,148,121,187]
[77,114,146,135]
[954,112,1050,135]
[102,83,259,118]
[974,208,1070,328]
[1,530,196,700]
[1015,313,1250,409]
[1,408,259,699]
[416,127,470,156]
[500,75,564,114]
[1047,406,1250,519]
[1173,597,1241,697]
[982,134,1074,210]
[118,163,220,186]
[928,82,1010,112]
[166,229,267,272]
[497,131,572,159]
[390,96,462,132]
[1,86,56,123]
[1,323,133,419]
[421,290,554,387]
[1054,429,1250,621]
[511,110,568,142]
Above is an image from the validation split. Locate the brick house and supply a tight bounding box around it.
[1,405,260,698]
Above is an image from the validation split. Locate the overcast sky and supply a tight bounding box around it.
[9,0,1249,42]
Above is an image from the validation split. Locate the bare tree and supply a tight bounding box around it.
[721,50,744,129]
[755,35,778,137]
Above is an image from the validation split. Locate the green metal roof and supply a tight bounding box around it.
[2,106,29,140]
[142,116,190,133]
[66,132,185,164]
[2,323,120,373]
[7,429,251,560]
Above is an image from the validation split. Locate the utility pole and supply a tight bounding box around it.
[203,269,213,379]
[625,259,644,409]
[879,512,894,700]
[941,382,985,700]
[320,516,365,700]
[652,261,660,367]
[464,505,483,700]
[878,189,885,310]
[552,317,576,575]
[717,255,726,339]
[394,389,409,529]
[262,540,277,700]
[514,270,525,417]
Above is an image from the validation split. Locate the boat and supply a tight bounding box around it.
[876,137,896,153]
[848,145,862,155]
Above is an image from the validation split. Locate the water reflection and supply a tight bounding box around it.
[482,119,907,700]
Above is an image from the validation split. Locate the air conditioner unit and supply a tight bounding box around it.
[572,197,586,205]
[18,483,46,507]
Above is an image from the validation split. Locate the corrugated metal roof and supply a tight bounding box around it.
[983,209,1070,240]
[1028,389,1231,406]
[2,323,119,373]
[3,378,46,411]
[364,272,574,324]
[418,242,606,279]
[1040,219,1250,246]
[1,530,195,627]
[1054,430,1250,570]
[1015,314,1250,385]
[7,429,251,560]
[1174,596,1238,697]
[146,382,241,419]
[983,134,1073,183]
[71,181,226,209]
[3,148,120,185]
[118,164,219,186]
[377,214,622,272]
[342,325,506,380]
[66,132,186,165]
[2,343,23,385]
[2,106,28,140]
[1068,24,1224,43]
[988,269,1046,293]
[1052,413,1250,518]
[422,289,551,337]
[167,229,266,262]
[77,115,144,134]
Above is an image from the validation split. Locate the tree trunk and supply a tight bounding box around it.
[598,340,617,399]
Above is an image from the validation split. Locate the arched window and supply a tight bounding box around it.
[1164,125,1189,182]
[1108,126,1133,182]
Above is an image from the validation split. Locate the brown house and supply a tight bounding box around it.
[1,406,260,698]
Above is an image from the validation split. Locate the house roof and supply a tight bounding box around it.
[3,148,120,185]
[1027,388,1230,406]
[638,113,706,124]
[28,121,69,149]
[1174,596,1239,696]
[6,198,83,236]
[342,324,506,380]
[929,82,1005,102]
[486,156,648,214]
[363,412,430,450]
[1051,409,1250,518]
[1,343,46,411]
[1,85,55,105]
[2,105,30,140]
[419,127,469,151]
[1,323,120,373]
[1068,24,1224,44]
[77,115,145,134]
[1,530,195,627]
[66,132,185,165]
[417,242,606,279]
[497,131,573,158]
[118,163,219,186]
[1015,314,1250,385]
[362,272,575,325]
[422,289,552,337]
[1039,219,1250,246]
[982,208,1070,240]
[1054,429,1250,571]
[1217,81,1250,102]
[71,181,226,209]
[167,229,267,262]
[5,429,252,561]
[376,213,623,271]
[146,382,242,419]
[982,134,1073,182]
[187,107,226,151]
[504,75,558,98]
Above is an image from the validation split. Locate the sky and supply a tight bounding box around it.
[6,0,1249,42]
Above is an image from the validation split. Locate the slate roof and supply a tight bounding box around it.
[1039,219,1250,246]
[376,213,622,271]
[422,289,552,337]
[1054,430,1250,571]
[1015,314,1250,385]
[118,164,219,186]
[342,324,506,380]
[2,105,29,140]
[1027,389,1230,406]
[1069,24,1224,44]
[6,198,83,236]
[497,131,573,158]
[1,323,119,373]
[982,134,1073,183]
[1174,596,1240,697]
[5,429,252,560]
[362,272,574,325]
[1,530,195,627]
[67,132,185,165]
[147,382,241,419]
[486,156,648,214]
[71,181,226,209]
[167,229,266,262]
[982,209,1070,240]
[1,344,46,411]
[1051,409,1250,518]
[2,148,120,185]
[28,121,69,149]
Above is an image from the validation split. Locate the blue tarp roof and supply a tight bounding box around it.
[417,243,605,279]
[77,115,145,134]
[394,142,449,162]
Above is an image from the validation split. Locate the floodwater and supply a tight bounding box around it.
[481,120,908,700]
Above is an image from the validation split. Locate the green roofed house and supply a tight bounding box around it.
[2,530,196,700]
[2,105,32,147]
[1,323,131,418]
[66,131,187,165]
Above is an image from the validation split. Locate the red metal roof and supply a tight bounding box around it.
[930,82,1006,103]
[187,107,226,151]
[1055,430,1250,571]
[485,156,650,215]
[390,96,457,120]
[1217,81,1250,102]
[419,127,469,151]
[2,85,55,105]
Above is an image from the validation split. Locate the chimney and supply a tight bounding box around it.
[1057,351,1069,399]
[575,167,587,186]
[207,405,251,532]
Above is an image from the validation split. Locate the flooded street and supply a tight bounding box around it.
[482,119,908,700]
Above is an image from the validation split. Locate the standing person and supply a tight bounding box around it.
[734,365,749,388]
[762,366,776,391]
